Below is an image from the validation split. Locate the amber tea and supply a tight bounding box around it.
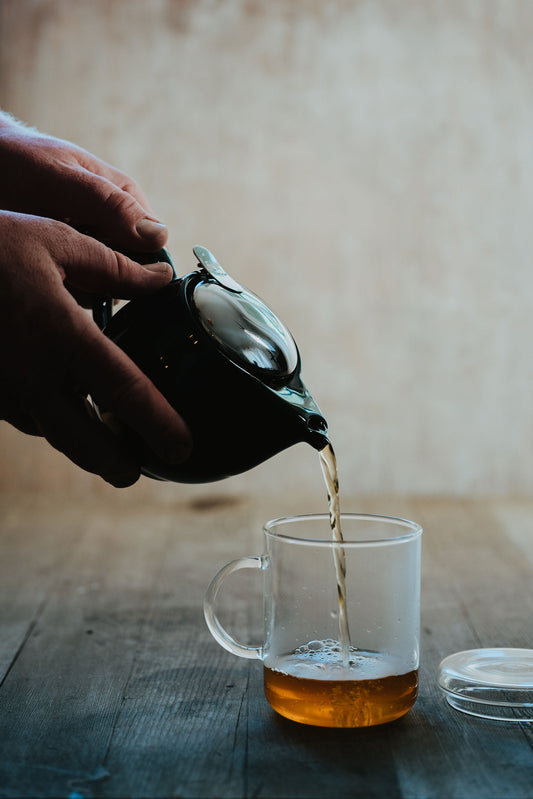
[264,642,419,727]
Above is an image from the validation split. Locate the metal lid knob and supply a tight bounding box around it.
[193,245,243,293]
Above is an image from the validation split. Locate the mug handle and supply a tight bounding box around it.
[92,247,177,330]
[203,556,264,660]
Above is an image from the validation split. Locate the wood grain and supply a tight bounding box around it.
[0,495,532,797]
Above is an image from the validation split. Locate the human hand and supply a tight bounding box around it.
[0,211,192,487]
[0,112,167,253]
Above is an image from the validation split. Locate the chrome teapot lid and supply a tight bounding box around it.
[191,246,299,383]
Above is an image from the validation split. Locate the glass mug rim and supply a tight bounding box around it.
[263,512,422,547]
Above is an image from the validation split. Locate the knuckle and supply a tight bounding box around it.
[106,249,137,285]
[77,174,139,224]
[102,185,138,218]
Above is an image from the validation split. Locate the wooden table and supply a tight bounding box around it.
[1,492,532,798]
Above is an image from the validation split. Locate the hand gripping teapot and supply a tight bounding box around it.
[93,246,329,483]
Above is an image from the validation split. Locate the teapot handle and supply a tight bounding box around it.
[92,247,176,330]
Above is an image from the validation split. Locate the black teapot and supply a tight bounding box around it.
[92,246,328,483]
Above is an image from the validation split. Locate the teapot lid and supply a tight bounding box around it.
[191,246,299,382]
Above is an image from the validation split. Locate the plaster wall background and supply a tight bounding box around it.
[1,0,532,501]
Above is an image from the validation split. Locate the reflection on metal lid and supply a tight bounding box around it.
[193,280,299,380]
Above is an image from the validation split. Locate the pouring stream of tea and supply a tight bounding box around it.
[319,442,351,667]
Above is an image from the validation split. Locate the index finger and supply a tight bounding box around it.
[73,146,154,214]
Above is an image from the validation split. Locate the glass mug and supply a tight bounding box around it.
[204,513,422,728]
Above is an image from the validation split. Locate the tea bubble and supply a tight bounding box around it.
[272,640,406,681]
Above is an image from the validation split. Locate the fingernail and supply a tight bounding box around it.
[143,261,173,275]
[135,218,168,239]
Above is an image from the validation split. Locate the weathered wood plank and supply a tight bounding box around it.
[392,498,533,799]
[0,500,85,685]
[97,498,264,799]
[0,495,532,798]
[0,501,186,797]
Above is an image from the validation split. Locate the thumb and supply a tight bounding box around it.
[56,228,175,298]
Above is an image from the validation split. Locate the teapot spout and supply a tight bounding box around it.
[299,395,329,450]
[271,376,329,451]
[304,408,330,450]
